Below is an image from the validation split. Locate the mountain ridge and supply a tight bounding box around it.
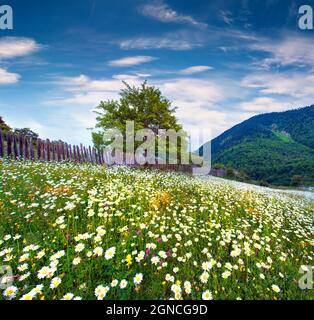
[199,105,314,186]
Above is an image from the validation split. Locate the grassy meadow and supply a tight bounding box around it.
[0,160,313,300]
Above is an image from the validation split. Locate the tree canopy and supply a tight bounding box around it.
[93,81,187,162]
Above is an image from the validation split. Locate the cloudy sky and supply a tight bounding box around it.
[0,0,314,147]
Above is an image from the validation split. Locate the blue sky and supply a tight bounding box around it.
[0,0,314,147]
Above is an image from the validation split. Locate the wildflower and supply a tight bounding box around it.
[95,285,110,300]
[20,293,34,300]
[38,266,51,279]
[202,261,213,271]
[75,243,85,252]
[17,263,28,272]
[50,277,62,289]
[62,293,74,300]
[222,271,231,279]
[271,285,281,293]
[134,273,143,285]
[200,272,209,284]
[171,284,182,294]
[93,247,103,257]
[31,285,44,295]
[111,279,118,287]
[184,281,192,294]
[73,257,82,265]
[202,290,213,300]
[151,256,160,265]
[124,254,132,267]
[120,280,128,289]
[174,292,181,300]
[158,251,167,259]
[105,247,116,260]
[36,250,45,259]
[230,247,241,258]
[3,286,18,299]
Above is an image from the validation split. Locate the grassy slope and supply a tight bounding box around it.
[213,138,314,186]
[202,106,314,186]
[0,161,313,300]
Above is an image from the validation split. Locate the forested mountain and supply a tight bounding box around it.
[199,105,314,186]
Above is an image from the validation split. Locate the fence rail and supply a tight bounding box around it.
[0,129,193,174]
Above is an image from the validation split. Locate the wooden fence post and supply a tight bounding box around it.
[74,145,78,162]
[88,146,92,164]
[18,134,24,159]
[13,134,18,160]
[51,143,55,161]
[7,132,12,158]
[62,143,66,161]
[46,139,50,162]
[37,139,41,161]
[30,137,35,160]
[56,143,61,162]
[92,148,97,164]
[80,144,84,162]
[76,146,81,163]
[65,143,69,161]
[69,144,73,162]
[40,140,45,161]
[24,136,29,159]
[0,129,3,158]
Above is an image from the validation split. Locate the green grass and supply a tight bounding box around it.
[0,160,313,300]
[272,130,294,143]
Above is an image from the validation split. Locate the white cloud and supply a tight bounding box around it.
[112,74,141,80]
[159,78,224,107]
[240,70,314,114]
[0,68,20,84]
[155,78,250,140]
[0,37,41,59]
[46,74,143,106]
[60,74,141,92]
[179,65,213,74]
[140,0,207,28]
[108,56,157,67]
[249,35,314,68]
[119,34,203,50]
[238,97,287,113]
[242,72,314,98]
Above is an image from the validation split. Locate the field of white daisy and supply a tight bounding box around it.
[0,160,313,300]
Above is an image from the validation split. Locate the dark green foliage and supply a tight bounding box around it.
[0,116,11,133]
[291,175,303,187]
[14,128,39,139]
[200,105,314,186]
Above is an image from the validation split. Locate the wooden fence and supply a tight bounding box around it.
[0,129,105,165]
[0,129,194,173]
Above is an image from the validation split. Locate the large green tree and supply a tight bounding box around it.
[93,81,187,162]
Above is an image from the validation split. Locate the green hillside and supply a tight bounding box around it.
[199,105,314,186]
